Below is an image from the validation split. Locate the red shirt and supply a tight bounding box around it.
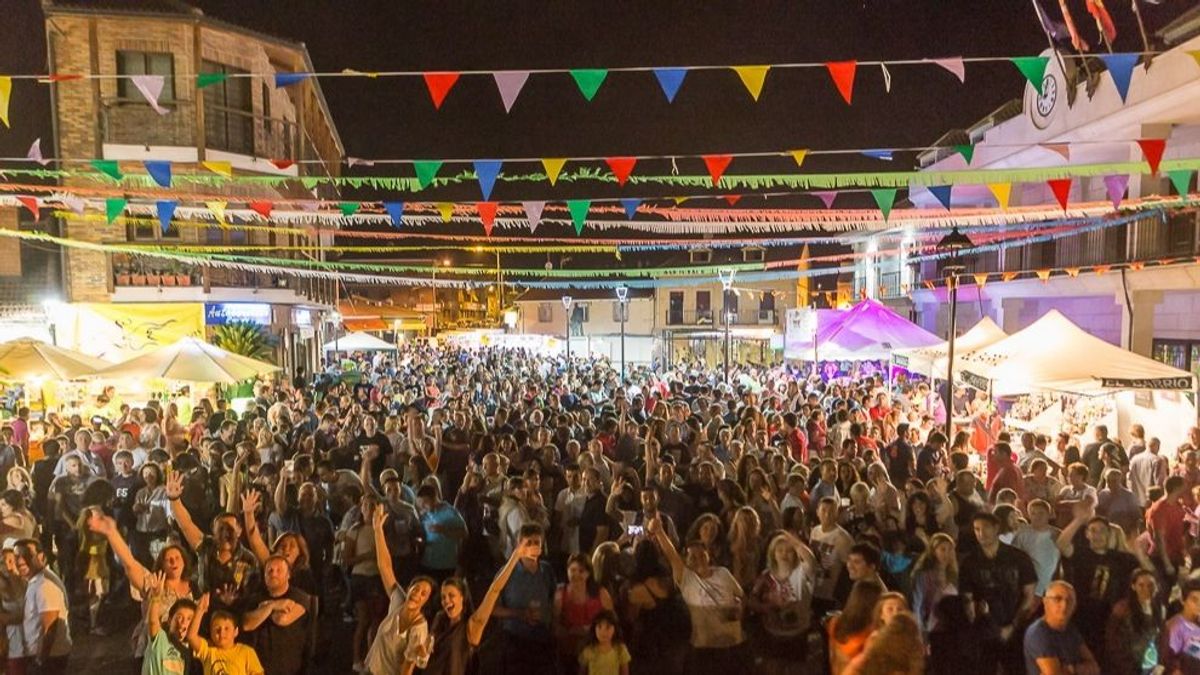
[785,427,809,465]
[1147,497,1187,565]
[989,464,1026,503]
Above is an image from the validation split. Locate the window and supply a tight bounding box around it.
[690,249,712,264]
[742,247,765,262]
[117,51,175,102]
[612,301,629,322]
[202,60,254,154]
[1153,339,1200,379]
[576,304,590,323]
[538,303,553,323]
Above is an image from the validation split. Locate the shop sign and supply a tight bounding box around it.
[205,303,271,326]
[1100,376,1193,390]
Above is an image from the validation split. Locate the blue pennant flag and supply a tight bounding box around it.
[156,200,177,234]
[1099,53,1139,104]
[620,198,641,220]
[653,68,687,103]
[473,160,503,200]
[383,201,404,227]
[274,72,311,88]
[861,149,893,161]
[928,184,953,210]
[144,160,172,187]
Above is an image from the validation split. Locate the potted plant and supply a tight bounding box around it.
[130,260,147,286]
[145,266,162,286]
[161,267,177,286]
[114,261,131,286]
[174,262,191,286]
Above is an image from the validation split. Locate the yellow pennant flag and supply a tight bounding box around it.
[732,65,770,101]
[206,200,227,226]
[541,158,567,186]
[202,161,233,178]
[987,182,1012,210]
[789,149,809,168]
[1190,50,1200,68]
[672,197,688,205]
[436,202,455,222]
[0,77,10,128]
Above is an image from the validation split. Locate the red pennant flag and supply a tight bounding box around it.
[248,200,274,219]
[40,73,83,83]
[1047,178,1073,211]
[269,159,295,171]
[702,155,733,187]
[423,72,460,109]
[16,196,38,220]
[825,60,857,104]
[1137,138,1166,176]
[477,201,498,236]
[723,195,742,206]
[605,157,637,186]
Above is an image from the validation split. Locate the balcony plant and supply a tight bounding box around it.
[130,259,147,286]
[114,259,131,286]
[145,265,162,286]
[174,262,191,286]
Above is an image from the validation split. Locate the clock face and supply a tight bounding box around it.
[1036,75,1057,117]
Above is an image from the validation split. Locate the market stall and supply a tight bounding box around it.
[322,331,398,352]
[786,299,941,379]
[99,336,279,384]
[892,316,1008,377]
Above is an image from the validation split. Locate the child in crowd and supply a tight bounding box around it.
[578,610,631,675]
[186,592,265,675]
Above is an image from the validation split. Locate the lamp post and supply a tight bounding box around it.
[432,258,450,335]
[936,227,973,443]
[41,298,63,346]
[719,269,736,383]
[616,285,628,381]
[562,295,574,382]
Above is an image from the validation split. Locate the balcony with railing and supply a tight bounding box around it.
[101,98,300,162]
[664,308,779,326]
[108,254,334,306]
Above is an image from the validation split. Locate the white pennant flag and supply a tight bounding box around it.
[131,75,169,115]
[58,193,87,215]
[26,138,49,166]
[880,63,892,93]
[522,201,545,232]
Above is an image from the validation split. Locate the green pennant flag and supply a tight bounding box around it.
[90,159,122,181]
[300,177,320,190]
[569,69,608,102]
[1168,169,1194,199]
[870,188,897,221]
[196,72,228,89]
[414,161,443,190]
[566,199,591,234]
[953,144,975,165]
[105,197,126,224]
[1010,56,1050,95]
[339,202,360,217]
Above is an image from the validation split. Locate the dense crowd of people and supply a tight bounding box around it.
[0,343,1198,674]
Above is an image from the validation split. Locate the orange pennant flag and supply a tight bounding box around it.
[1002,271,1019,282]
[973,273,989,288]
[1036,269,1051,283]
[1065,267,1081,277]
[1129,261,1145,271]
[1094,265,1110,275]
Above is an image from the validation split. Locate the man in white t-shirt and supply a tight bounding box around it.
[809,496,854,615]
[553,464,587,556]
[1011,499,1062,597]
[15,539,71,674]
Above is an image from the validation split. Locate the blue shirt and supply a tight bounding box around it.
[1024,618,1086,675]
[499,560,556,641]
[420,503,466,570]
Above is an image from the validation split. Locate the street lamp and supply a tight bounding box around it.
[432,258,450,335]
[41,298,63,346]
[936,226,973,444]
[562,295,574,382]
[616,285,629,380]
[719,269,737,383]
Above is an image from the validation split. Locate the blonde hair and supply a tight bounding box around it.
[913,532,958,587]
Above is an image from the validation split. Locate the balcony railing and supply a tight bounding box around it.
[665,308,778,326]
[101,98,298,160]
[110,257,334,304]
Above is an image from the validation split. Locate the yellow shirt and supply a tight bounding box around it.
[192,638,264,675]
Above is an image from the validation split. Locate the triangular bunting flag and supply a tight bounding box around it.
[542,158,567,186]
[91,160,122,181]
[653,68,687,103]
[1036,269,1051,283]
[813,191,838,209]
[1065,267,1081,278]
[953,144,975,165]
[862,150,893,161]
[1002,271,1019,282]
[870,188,897,221]
[423,72,460,109]
[928,185,953,210]
[274,72,310,88]
[414,161,443,190]
[0,76,11,128]
[60,195,85,216]
[131,75,169,114]
[825,61,857,104]
[702,155,733,187]
[1168,169,1193,198]
[26,138,48,166]
[339,202,360,218]
[880,63,892,93]
[987,183,1011,210]
[1137,138,1167,175]
[144,160,172,187]
[201,161,232,178]
[106,198,126,224]
[1042,143,1071,160]
[973,273,988,288]
[620,198,641,220]
[1094,265,1111,275]
[1047,178,1073,211]
[1190,51,1200,68]
[383,202,404,227]
[566,200,590,234]
[346,157,375,168]
[672,197,688,206]
[930,57,966,83]
[605,157,637,187]
[1129,262,1145,271]
[569,69,608,101]
[206,200,227,226]
[521,201,545,232]
[723,195,742,206]
[473,160,503,200]
[436,203,455,222]
[493,71,529,113]
[1103,174,1129,209]
[789,149,809,168]
[269,159,295,171]
[1011,56,1050,95]
[248,200,274,219]
[196,72,227,89]
[477,202,498,236]
[156,200,176,234]
[1098,53,1139,103]
[39,74,82,84]
[16,196,38,221]
[732,65,770,101]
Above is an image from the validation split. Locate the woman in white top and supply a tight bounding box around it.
[749,531,817,673]
[364,504,433,675]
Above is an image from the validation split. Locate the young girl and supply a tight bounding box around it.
[577,610,630,675]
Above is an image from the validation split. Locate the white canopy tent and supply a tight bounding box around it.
[0,338,110,381]
[323,332,397,352]
[893,316,1008,376]
[957,310,1195,396]
[99,337,279,384]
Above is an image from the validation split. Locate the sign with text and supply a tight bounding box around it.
[1100,376,1193,390]
[204,303,271,326]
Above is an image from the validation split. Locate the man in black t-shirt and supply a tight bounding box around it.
[960,511,1038,675]
[109,450,144,533]
[1055,512,1139,662]
[915,431,947,483]
[242,556,311,675]
[885,423,915,487]
[577,468,611,555]
[352,415,392,486]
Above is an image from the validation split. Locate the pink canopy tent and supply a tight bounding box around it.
[792,299,941,361]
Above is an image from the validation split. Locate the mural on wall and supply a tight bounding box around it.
[55,303,204,361]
